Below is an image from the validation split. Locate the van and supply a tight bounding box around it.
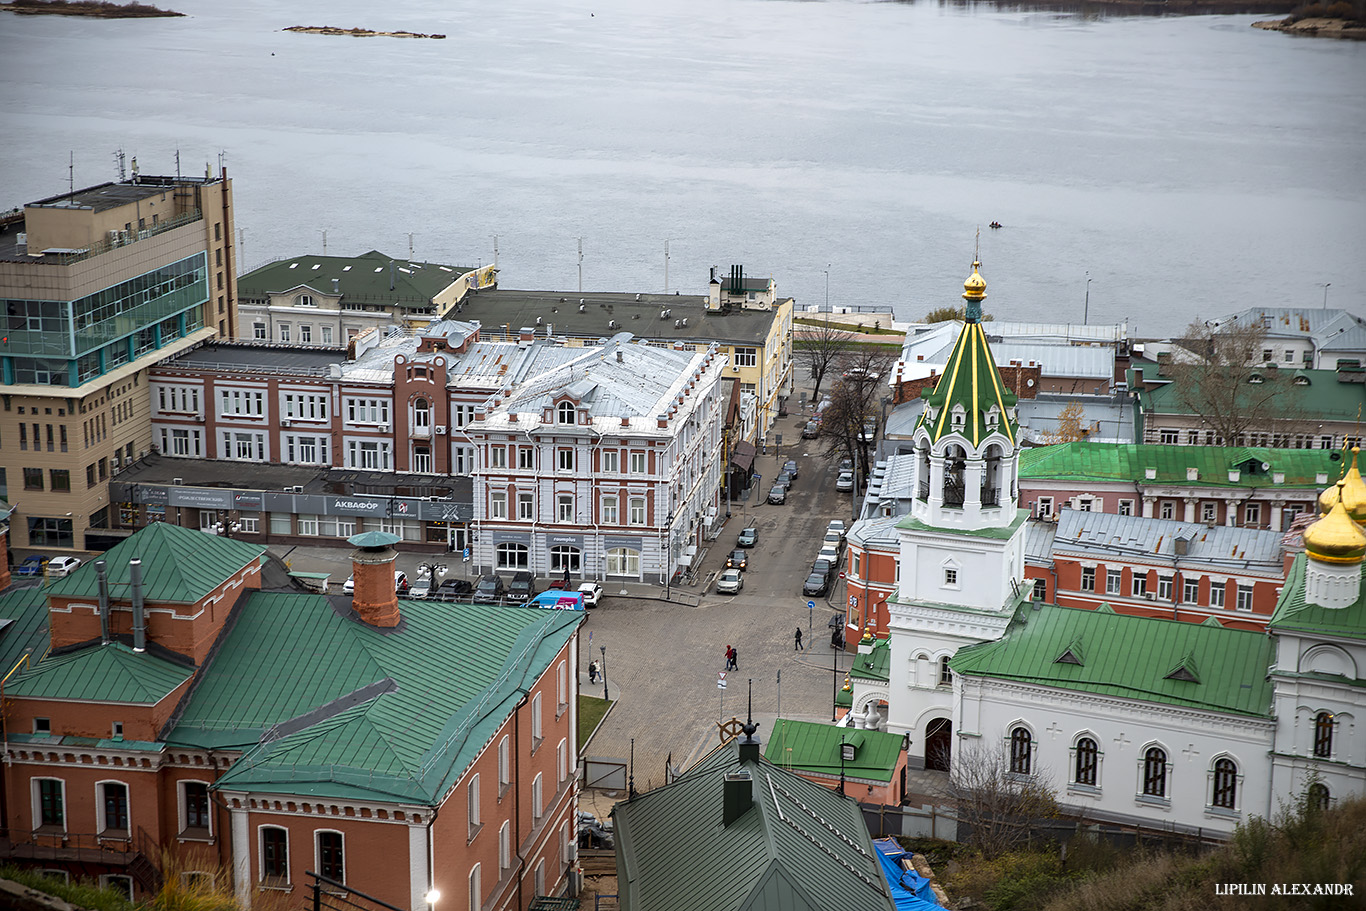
[472,573,505,604]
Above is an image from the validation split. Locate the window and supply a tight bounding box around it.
[518,493,534,520]
[469,864,481,911]
[606,547,640,576]
[1243,503,1262,526]
[1080,567,1096,592]
[490,492,507,519]
[1106,569,1121,595]
[1160,501,1175,520]
[557,401,576,424]
[182,781,210,835]
[1210,581,1225,608]
[733,347,757,368]
[629,451,646,474]
[1132,573,1147,597]
[100,782,129,834]
[219,388,265,417]
[36,779,64,829]
[34,717,51,734]
[939,656,952,686]
[518,447,533,469]
[532,692,544,747]
[489,446,507,469]
[99,876,133,901]
[1118,499,1134,517]
[601,496,618,524]
[1235,584,1253,612]
[499,822,511,871]
[344,397,390,425]
[535,860,545,896]
[28,517,73,548]
[285,435,329,466]
[1157,576,1173,601]
[550,545,581,574]
[346,440,391,470]
[944,567,958,587]
[1036,496,1053,519]
[24,467,43,490]
[496,543,529,569]
[222,431,267,462]
[297,293,314,307]
[557,448,574,472]
[1009,727,1032,775]
[1160,429,1178,444]
[557,738,568,784]
[1313,712,1334,758]
[300,325,312,343]
[498,736,511,796]
[1032,578,1047,600]
[1074,737,1099,787]
[532,772,544,821]
[628,497,646,525]
[49,469,70,492]
[1309,782,1331,810]
[322,326,333,344]
[413,445,432,473]
[278,324,291,342]
[1142,747,1168,798]
[261,826,289,885]
[317,831,344,883]
[253,322,267,340]
[282,393,328,420]
[1211,758,1238,810]
[1183,577,1199,603]
[1201,502,1216,523]
[467,773,481,836]
[601,450,619,473]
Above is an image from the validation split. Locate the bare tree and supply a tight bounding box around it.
[1167,318,1301,445]
[940,742,1060,857]
[820,345,898,485]
[795,318,856,401]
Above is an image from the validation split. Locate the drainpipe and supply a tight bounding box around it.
[95,560,110,645]
[512,690,529,909]
[130,558,146,652]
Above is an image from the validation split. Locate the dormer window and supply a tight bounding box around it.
[986,405,1000,429]
[1294,375,1310,386]
[556,401,576,425]
[297,294,314,307]
[950,404,966,431]
[1248,373,1264,384]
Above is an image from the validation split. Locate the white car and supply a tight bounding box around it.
[46,556,82,577]
[409,576,434,599]
[826,520,847,540]
[578,581,604,609]
[816,545,840,566]
[716,569,743,595]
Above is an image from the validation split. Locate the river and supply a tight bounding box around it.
[1,0,1363,333]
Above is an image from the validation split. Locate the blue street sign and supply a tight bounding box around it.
[462,547,471,561]
[806,600,815,609]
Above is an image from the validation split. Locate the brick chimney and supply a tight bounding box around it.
[348,531,402,628]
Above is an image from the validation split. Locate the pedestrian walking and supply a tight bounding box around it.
[588,660,598,684]
[795,627,804,651]
[731,647,739,670]
[725,645,735,671]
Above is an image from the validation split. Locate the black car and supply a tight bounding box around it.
[727,549,748,571]
[812,558,835,582]
[472,573,505,604]
[434,578,474,602]
[803,573,830,596]
[775,471,793,491]
[507,570,536,603]
[782,459,799,480]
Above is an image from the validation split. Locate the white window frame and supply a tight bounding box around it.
[95,779,131,835]
[1036,496,1053,519]
[314,828,345,885]
[1183,577,1200,603]
[1210,581,1226,608]
[601,496,619,524]
[518,492,534,520]
[1157,575,1173,601]
[99,875,133,901]
[628,497,646,526]
[32,777,66,832]
[532,772,544,822]
[1235,583,1254,612]
[499,821,511,872]
[1105,569,1122,595]
[532,692,544,749]
[1132,572,1147,597]
[1244,503,1261,526]
[258,824,290,886]
[179,779,212,837]
[557,495,574,523]
[1118,499,1134,516]
[498,736,511,797]
[467,773,481,837]
[557,448,574,472]
[601,450,619,473]
[629,451,646,474]
[1080,566,1096,592]
[490,492,508,520]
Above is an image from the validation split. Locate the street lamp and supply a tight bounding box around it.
[1323,282,1331,310]
[1083,271,1091,325]
[417,562,448,594]
[824,265,830,311]
[600,645,608,701]
[663,510,675,599]
[214,510,241,538]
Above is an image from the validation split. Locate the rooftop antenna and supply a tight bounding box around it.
[492,234,499,268]
[175,149,181,179]
[113,148,126,181]
[664,239,670,293]
[217,148,227,176]
[68,151,74,195]
[577,237,583,293]
[407,232,415,260]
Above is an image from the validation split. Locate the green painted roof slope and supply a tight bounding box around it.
[1270,553,1366,642]
[916,321,1018,446]
[612,739,896,911]
[765,719,902,784]
[1020,441,1340,488]
[237,251,470,309]
[1140,367,1366,421]
[8,642,192,704]
[0,586,51,675]
[171,592,580,804]
[47,523,265,604]
[950,603,1275,717]
[847,639,890,682]
[897,508,1029,539]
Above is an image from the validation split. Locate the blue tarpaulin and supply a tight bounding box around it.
[873,838,944,910]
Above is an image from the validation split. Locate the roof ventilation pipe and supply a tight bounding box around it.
[130,558,146,653]
[95,560,110,645]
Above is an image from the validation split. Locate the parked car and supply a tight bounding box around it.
[507,570,537,603]
[409,576,434,599]
[578,581,604,608]
[737,527,758,548]
[802,421,820,439]
[816,545,840,566]
[726,550,748,571]
[472,573,505,603]
[775,471,793,491]
[435,578,475,601]
[859,421,878,444]
[827,520,847,540]
[394,571,409,594]
[782,459,799,480]
[46,556,82,578]
[716,568,744,594]
[822,530,844,551]
[15,555,48,576]
[803,572,830,596]
[812,558,835,582]
[767,485,787,505]
[836,470,855,492]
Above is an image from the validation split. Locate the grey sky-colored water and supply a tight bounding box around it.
[2,0,1363,334]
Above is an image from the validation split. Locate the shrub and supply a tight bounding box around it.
[0,866,134,911]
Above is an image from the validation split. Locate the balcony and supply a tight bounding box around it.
[0,826,162,893]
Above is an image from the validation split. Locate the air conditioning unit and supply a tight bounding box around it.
[110,456,120,469]
[107,229,120,244]
[138,450,147,459]
[1143,592,1156,601]
[435,425,447,435]
[172,477,184,486]
[379,424,390,433]
[732,365,741,372]
[194,412,205,422]
[281,419,291,427]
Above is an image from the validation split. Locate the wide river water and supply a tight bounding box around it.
[2,0,1363,333]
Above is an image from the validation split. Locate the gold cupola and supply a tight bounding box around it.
[962,260,987,302]
[1304,483,1366,565]
[1338,447,1366,523]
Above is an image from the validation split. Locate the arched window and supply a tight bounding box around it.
[413,398,430,431]
[557,401,576,425]
[938,656,952,686]
[1009,727,1032,775]
[1142,747,1167,798]
[297,293,313,307]
[1212,758,1238,809]
[1308,782,1331,811]
[950,404,966,431]
[495,543,529,569]
[1074,737,1099,787]
[1313,712,1334,758]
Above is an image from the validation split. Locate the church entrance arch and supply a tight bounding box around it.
[924,717,952,771]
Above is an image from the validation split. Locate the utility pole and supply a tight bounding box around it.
[578,237,583,292]
[664,240,670,293]
[1084,271,1091,325]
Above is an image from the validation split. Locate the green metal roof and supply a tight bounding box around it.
[765,719,902,784]
[170,592,580,805]
[46,523,266,604]
[1139,366,1366,422]
[949,603,1275,718]
[8,641,193,704]
[896,508,1030,539]
[916,320,1018,446]
[237,251,470,308]
[1269,553,1366,642]
[348,530,400,548]
[1020,441,1341,488]
[6,733,163,751]
[847,640,889,683]
[0,586,51,677]
[611,739,897,911]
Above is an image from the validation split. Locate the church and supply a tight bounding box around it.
[844,261,1364,837]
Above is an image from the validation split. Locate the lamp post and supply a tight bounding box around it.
[1083,271,1091,325]
[831,635,839,722]
[600,645,608,701]
[417,562,448,596]
[214,510,240,539]
[824,265,830,312]
[1323,282,1331,310]
[663,510,675,599]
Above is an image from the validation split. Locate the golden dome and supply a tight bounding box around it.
[962,260,987,302]
[1304,486,1366,565]
[1319,482,1341,517]
[1340,447,1366,523]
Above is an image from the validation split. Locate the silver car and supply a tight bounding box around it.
[716,568,744,594]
